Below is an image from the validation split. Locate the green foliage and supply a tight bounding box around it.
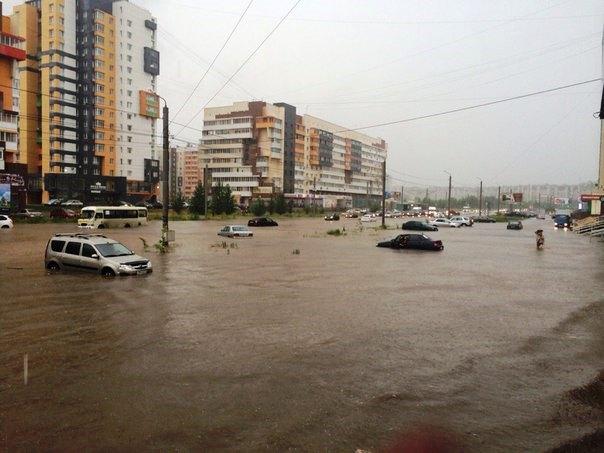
[250,198,266,216]
[369,202,381,212]
[189,182,205,215]
[172,191,186,213]
[287,199,294,213]
[327,228,343,236]
[267,197,275,214]
[210,182,236,215]
[274,193,287,215]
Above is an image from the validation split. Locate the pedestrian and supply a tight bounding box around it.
[535,229,544,250]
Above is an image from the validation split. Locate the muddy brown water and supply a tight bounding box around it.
[1,218,602,451]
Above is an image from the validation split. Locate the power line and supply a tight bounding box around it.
[169,0,255,123]
[174,0,303,138]
[336,78,602,133]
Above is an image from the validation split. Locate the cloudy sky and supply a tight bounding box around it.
[4,0,604,187]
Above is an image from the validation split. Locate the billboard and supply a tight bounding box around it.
[139,91,160,118]
[502,193,523,202]
[0,183,10,209]
[144,47,160,76]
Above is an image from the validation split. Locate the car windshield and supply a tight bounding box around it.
[80,209,95,219]
[554,215,569,221]
[95,242,133,257]
[233,226,248,231]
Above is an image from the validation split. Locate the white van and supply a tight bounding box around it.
[78,206,148,229]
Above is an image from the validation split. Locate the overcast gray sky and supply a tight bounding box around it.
[4,0,604,187]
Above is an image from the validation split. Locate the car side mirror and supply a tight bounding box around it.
[91,254,99,259]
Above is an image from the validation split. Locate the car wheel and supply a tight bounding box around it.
[98,224,105,229]
[1,225,8,229]
[440,246,444,250]
[101,267,116,278]
[124,223,131,228]
[47,261,60,271]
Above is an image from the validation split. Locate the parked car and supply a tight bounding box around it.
[449,216,473,226]
[324,213,340,221]
[377,234,444,251]
[15,208,43,218]
[46,198,63,206]
[62,199,83,207]
[248,217,278,227]
[507,221,523,230]
[429,218,461,228]
[553,214,572,229]
[473,216,496,223]
[50,208,77,219]
[360,214,376,222]
[0,214,14,229]
[44,233,152,277]
[344,212,358,218]
[401,220,438,232]
[218,225,253,238]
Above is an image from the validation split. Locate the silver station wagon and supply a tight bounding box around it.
[45,233,152,277]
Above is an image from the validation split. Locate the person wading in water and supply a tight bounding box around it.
[535,229,544,250]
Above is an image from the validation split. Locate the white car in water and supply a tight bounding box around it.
[0,214,14,229]
[429,217,461,228]
[360,214,376,222]
[218,225,254,238]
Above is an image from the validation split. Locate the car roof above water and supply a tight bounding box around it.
[51,233,117,245]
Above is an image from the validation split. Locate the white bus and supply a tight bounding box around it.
[78,206,148,229]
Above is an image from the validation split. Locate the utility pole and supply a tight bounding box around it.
[313,177,317,215]
[161,102,170,246]
[381,160,386,227]
[204,163,209,218]
[445,170,451,217]
[538,192,541,214]
[400,185,404,209]
[477,178,483,216]
[497,186,501,213]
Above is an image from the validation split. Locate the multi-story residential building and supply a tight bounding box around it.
[200,101,387,206]
[9,0,159,204]
[169,145,202,200]
[0,6,26,172]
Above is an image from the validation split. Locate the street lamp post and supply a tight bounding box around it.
[444,170,451,217]
[157,95,170,246]
[476,177,483,216]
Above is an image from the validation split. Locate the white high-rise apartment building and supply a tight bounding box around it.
[113,0,158,196]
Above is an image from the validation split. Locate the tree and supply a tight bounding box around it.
[287,199,294,214]
[267,196,275,214]
[189,183,205,215]
[210,182,235,215]
[274,193,287,215]
[250,198,266,216]
[172,191,185,213]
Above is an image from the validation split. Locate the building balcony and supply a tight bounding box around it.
[0,32,26,61]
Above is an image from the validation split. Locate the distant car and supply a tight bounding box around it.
[324,213,340,221]
[553,214,572,229]
[344,212,358,218]
[47,198,62,206]
[248,217,278,227]
[50,208,77,219]
[0,214,14,229]
[62,199,83,207]
[377,234,443,251]
[449,216,473,227]
[473,216,496,223]
[218,225,253,238]
[507,221,523,230]
[15,209,43,218]
[402,220,438,232]
[44,232,152,277]
[360,214,376,222]
[429,218,461,228]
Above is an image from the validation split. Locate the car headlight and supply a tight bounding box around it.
[118,264,133,271]
[147,262,152,268]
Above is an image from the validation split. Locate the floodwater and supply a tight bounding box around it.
[1,218,602,452]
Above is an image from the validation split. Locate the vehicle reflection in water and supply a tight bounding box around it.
[0,218,602,451]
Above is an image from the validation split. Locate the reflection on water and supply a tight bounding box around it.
[1,219,602,451]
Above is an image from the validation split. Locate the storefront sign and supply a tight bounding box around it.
[580,194,604,202]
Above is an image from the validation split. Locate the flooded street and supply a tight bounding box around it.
[1,218,603,451]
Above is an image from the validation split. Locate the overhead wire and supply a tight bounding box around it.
[169,0,255,123]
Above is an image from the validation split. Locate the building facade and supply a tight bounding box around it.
[9,0,159,204]
[169,145,202,200]
[0,6,26,172]
[200,101,387,206]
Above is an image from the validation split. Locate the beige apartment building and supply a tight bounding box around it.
[201,101,387,207]
[171,145,202,199]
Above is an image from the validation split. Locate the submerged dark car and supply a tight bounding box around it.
[324,213,340,221]
[247,217,278,227]
[401,220,438,231]
[553,214,572,229]
[507,221,523,230]
[377,234,443,251]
